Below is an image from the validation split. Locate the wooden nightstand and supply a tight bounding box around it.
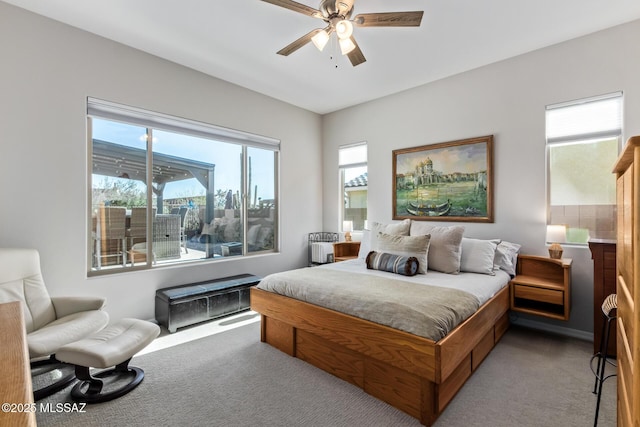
[333,242,361,262]
[510,255,572,320]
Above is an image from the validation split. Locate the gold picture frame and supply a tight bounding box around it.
[393,135,494,222]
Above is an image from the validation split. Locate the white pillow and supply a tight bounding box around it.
[201,219,217,235]
[460,238,498,275]
[370,219,411,251]
[410,222,465,274]
[357,229,371,259]
[247,224,262,245]
[256,226,273,248]
[223,218,241,242]
[494,241,521,277]
[376,232,431,274]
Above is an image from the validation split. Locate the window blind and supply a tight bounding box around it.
[546,92,623,144]
[339,142,367,167]
[87,97,280,151]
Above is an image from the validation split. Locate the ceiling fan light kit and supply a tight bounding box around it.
[262,0,423,66]
[339,37,356,55]
[334,19,353,39]
[311,29,330,51]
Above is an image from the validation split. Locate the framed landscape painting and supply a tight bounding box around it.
[392,135,494,222]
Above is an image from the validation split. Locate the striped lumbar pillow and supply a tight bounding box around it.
[366,250,419,276]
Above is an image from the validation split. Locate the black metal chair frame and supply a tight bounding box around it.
[590,295,617,427]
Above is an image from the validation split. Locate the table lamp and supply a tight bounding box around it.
[546,224,567,259]
[343,221,353,242]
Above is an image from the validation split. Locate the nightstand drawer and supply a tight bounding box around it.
[513,284,563,305]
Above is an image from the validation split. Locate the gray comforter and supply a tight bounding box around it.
[257,267,481,341]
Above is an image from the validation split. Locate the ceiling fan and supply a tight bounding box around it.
[261,0,424,66]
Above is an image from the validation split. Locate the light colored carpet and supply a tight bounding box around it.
[35,322,616,427]
[434,325,616,427]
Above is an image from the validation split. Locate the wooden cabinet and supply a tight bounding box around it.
[612,136,640,427]
[333,242,361,262]
[0,302,36,427]
[588,239,617,357]
[510,255,572,320]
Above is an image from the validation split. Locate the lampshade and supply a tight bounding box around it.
[546,224,566,259]
[546,225,567,243]
[335,19,353,40]
[339,37,356,55]
[311,29,330,51]
[343,220,353,242]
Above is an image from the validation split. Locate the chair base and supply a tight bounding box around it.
[31,356,77,401]
[70,359,145,404]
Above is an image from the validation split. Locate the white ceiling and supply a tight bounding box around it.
[5,0,640,114]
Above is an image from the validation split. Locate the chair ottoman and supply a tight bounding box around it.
[56,318,160,403]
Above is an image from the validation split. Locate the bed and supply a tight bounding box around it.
[250,221,518,426]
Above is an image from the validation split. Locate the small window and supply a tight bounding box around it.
[545,92,622,244]
[87,98,279,274]
[339,143,367,231]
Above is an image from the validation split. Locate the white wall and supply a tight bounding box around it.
[3,1,639,338]
[0,2,323,322]
[322,20,640,337]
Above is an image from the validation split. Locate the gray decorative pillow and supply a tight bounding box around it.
[366,251,419,276]
[370,219,411,252]
[376,232,430,274]
[409,222,465,274]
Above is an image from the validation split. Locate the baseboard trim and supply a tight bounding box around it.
[511,317,594,342]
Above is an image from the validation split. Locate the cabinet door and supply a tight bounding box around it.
[615,155,638,427]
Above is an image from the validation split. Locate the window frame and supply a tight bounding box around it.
[339,142,368,232]
[86,98,280,275]
[545,92,623,246]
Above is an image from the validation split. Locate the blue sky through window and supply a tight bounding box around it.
[92,118,274,201]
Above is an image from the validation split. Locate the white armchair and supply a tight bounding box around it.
[0,248,109,399]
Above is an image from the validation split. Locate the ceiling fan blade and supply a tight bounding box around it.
[353,11,424,27]
[346,37,366,66]
[277,28,323,56]
[260,0,323,19]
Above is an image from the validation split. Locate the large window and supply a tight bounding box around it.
[545,92,622,244]
[339,143,367,231]
[88,98,279,274]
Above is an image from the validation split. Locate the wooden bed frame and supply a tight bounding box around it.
[251,284,510,426]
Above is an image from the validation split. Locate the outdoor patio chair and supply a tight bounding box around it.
[170,207,189,253]
[126,207,156,264]
[178,207,189,254]
[93,206,127,269]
